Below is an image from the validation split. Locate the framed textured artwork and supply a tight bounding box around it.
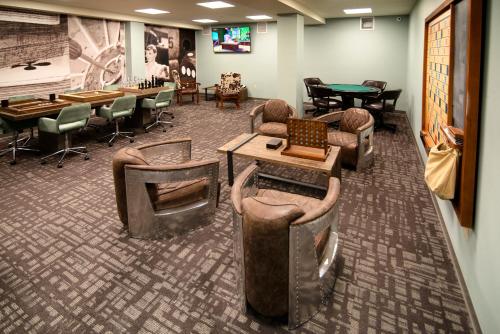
[420,0,483,228]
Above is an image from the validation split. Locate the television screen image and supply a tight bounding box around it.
[212,26,251,53]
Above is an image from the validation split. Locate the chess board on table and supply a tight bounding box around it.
[58,90,124,102]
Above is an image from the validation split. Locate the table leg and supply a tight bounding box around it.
[205,88,209,101]
[227,150,234,186]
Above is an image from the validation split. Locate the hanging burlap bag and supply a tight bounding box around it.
[424,143,460,200]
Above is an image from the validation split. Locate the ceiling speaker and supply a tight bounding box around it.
[257,22,267,33]
[202,25,211,35]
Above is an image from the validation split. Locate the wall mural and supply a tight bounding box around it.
[144,25,196,83]
[0,9,126,99]
[68,16,126,90]
[0,11,71,99]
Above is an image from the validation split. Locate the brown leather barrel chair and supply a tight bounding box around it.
[315,108,374,170]
[112,138,219,238]
[231,164,341,329]
[249,99,295,138]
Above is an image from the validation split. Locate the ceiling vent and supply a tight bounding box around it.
[360,17,375,31]
[202,25,211,35]
[257,22,267,33]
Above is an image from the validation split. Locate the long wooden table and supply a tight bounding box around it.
[218,133,341,189]
[0,87,173,155]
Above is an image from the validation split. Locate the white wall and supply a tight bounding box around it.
[195,24,278,99]
[303,16,409,110]
[406,0,500,332]
[195,17,409,110]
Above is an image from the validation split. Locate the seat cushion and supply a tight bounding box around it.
[257,122,288,138]
[180,88,198,94]
[149,178,209,211]
[262,99,290,123]
[328,131,359,168]
[112,148,149,225]
[339,108,371,133]
[241,196,305,317]
[364,101,395,113]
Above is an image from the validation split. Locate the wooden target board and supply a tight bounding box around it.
[281,118,330,161]
[423,8,452,147]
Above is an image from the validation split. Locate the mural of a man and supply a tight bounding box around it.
[145,44,169,80]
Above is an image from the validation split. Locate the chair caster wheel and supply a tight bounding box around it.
[144,129,149,133]
[84,154,90,160]
[41,160,47,165]
[170,124,173,128]
[82,148,88,153]
[162,128,166,132]
[130,139,134,143]
[108,142,113,147]
[57,164,63,168]
[8,143,13,148]
[171,116,175,119]
[10,160,16,165]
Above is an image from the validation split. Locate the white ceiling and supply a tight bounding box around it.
[0,0,417,28]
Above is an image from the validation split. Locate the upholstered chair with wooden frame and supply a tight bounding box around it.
[215,72,243,109]
[172,69,200,105]
[362,89,402,133]
[315,108,374,170]
[249,99,295,139]
[230,164,341,329]
[309,85,343,114]
[112,138,219,239]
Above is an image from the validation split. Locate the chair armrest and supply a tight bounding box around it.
[289,105,297,118]
[292,177,340,225]
[356,115,374,136]
[38,117,58,134]
[136,138,192,162]
[249,104,265,133]
[230,164,259,215]
[314,111,344,124]
[125,159,219,189]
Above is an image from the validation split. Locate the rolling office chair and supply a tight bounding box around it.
[97,95,137,146]
[39,103,91,168]
[141,89,175,133]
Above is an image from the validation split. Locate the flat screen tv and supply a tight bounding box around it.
[212,26,251,53]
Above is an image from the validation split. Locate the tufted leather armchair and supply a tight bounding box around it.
[112,138,219,239]
[215,72,243,109]
[315,108,374,170]
[231,164,340,329]
[172,69,200,105]
[249,99,295,138]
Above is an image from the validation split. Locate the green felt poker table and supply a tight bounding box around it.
[327,84,380,108]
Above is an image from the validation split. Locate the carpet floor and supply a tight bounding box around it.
[0,100,473,333]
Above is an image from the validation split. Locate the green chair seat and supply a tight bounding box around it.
[97,95,136,121]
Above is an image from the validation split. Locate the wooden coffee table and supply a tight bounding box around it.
[217,133,341,189]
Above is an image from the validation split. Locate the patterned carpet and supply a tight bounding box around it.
[0,100,473,333]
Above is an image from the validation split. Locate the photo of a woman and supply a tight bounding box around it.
[145,44,169,80]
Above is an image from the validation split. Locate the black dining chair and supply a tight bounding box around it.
[363,89,402,133]
[309,85,343,114]
[303,78,326,114]
[361,80,387,106]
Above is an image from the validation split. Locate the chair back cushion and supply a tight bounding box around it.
[155,89,175,105]
[112,147,149,225]
[57,103,91,132]
[219,72,241,95]
[241,196,304,317]
[362,80,387,91]
[110,95,136,114]
[262,99,292,124]
[340,108,371,133]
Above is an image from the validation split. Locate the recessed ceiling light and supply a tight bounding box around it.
[135,8,170,15]
[344,8,372,15]
[197,1,234,9]
[246,15,272,20]
[192,19,219,23]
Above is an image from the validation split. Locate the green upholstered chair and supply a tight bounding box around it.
[0,95,38,164]
[97,95,137,147]
[0,118,39,165]
[103,84,119,91]
[141,89,175,133]
[39,103,91,168]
